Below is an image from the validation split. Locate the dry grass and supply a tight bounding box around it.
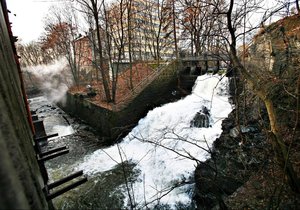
[69,62,154,110]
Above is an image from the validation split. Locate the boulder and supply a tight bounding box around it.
[190,106,211,128]
[229,125,258,138]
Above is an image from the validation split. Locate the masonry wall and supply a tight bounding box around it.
[60,61,180,143]
[0,1,48,209]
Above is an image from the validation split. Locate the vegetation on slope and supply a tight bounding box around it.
[194,14,300,209]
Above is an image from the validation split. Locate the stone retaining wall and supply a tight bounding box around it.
[59,61,181,144]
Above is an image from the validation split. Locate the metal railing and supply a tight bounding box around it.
[112,61,174,111]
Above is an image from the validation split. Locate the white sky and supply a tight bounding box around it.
[6,0,60,43]
[6,0,283,44]
[6,0,116,44]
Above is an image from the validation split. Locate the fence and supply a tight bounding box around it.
[111,61,175,111]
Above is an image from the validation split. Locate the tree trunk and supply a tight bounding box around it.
[91,29,99,81]
[227,0,300,192]
[156,37,160,66]
[127,0,134,90]
[172,0,178,59]
[232,45,300,193]
[93,1,112,102]
[265,99,300,192]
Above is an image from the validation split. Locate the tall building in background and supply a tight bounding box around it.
[106,0,175,61]
[74,0,176,78]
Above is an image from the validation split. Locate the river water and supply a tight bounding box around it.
[29,74,232,209]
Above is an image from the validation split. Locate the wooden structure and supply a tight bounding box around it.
[0,1,87,208]
[31,111,87,201]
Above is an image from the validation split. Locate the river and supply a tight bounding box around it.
[29,74,232,209]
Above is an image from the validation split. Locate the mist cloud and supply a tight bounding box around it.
[24,57,73,103]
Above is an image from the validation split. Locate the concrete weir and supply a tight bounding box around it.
[58,61,180,143]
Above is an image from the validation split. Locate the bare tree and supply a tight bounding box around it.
[223,0,300,192]
[179,0,216,56]
[126,0,134,90]
[17,41,45,67]
[76,0,112,102]
[170,0,179,59]
[143,0,174,64]
[104,0,126,102]
[42,4,83,86]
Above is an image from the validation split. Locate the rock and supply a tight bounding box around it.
[194,162,242,210]
[229,125,257,138]
[190,106,211,128]
[221,112,235,133]
[229,127,240,138]
[83,126,91,131]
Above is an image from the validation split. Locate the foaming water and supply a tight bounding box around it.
[51,125,74,137]
[76,74,233,209]
[29,96,75,137]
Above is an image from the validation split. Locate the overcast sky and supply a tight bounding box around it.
[6,0,117,44]
[6,0,282,44]
[6,0,59,43]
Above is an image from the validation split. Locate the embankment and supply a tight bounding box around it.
[58,61,182,144]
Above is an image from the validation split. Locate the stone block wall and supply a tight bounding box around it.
[60,61,180,143]
[0,1,48,209]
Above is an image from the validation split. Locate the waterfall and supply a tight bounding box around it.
[76,73,233,209]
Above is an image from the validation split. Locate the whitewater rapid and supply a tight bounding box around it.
[75,74,233,208]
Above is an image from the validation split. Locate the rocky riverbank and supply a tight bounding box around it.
[194,98,300,209]
[193,14,300,209]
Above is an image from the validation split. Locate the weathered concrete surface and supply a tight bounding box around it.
[0,1,48,209]
[59,61,180,143]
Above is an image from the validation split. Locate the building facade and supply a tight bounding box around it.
[74,0,176,79]
[107,0,175,61]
